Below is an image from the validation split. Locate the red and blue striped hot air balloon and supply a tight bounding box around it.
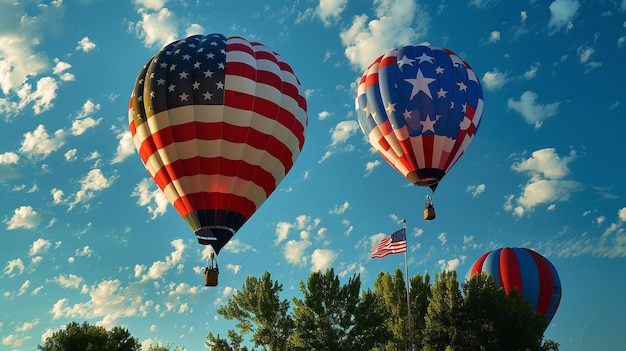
[128,34,307,257]
[467,247,562,325]
[355,44,483,193]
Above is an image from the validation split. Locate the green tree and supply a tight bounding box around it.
[290,268,389,351]
[215,271,293,351]
[37,321,140,351]
[423,270,463,351]
[206,330,249,351]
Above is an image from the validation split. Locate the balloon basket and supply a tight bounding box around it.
[204,268,219,287]
[424,195,436,221]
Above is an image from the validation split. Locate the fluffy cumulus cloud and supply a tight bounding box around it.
[319,120,360,163]
[29,238,51,256]
[76,37,97,53]
[139,239,186,281]
[548,0,580,33]
[310,249,338,271]
[111,130,135,164]
[0,151,20,180]
[279,215,325,266]
[5,206,42,230]
[19,125,66,160]
[482,69,508,91]
[67,169,116,210]
[0,1,65,117]
[507,91,561,129]
[132,7,179,49]
[340,0,429,71]
[131,178,169,219]
[317,0,348,26]
[505,148,582,217]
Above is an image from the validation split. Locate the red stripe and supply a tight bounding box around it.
[151,157,277,196]
[173,192,256,219]
[226,41,254,56]
[469,252,489,276]
[379,53,397,69]
[500,248,523,296]
[528,250,554,315]
[145,121,295,172]
[421,134,435,168]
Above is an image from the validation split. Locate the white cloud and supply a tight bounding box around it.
[329,201,349,215]
[364,159,380,177]
[488,31,500,43]
[330,120,359,145]
[507,91,561,129]
[438,232,448,245]
[19,125,66,160]
[317,0,348,27]
[69,169,116,210]
[548,0,580,32]
[310,249,338,272]
[507,148,582,217]
[71,117,102,136]
[5,206,42,230]
[140,239,186,281]
[340,0,429,71]
[467,184,486,197]
[51,274,84,289]
[284,239,311,266]
[111,130,135,164]
[132,178,169,219]
[0,151,19,164]
[51,188,65,205]
[3,258,25,277]
[481,69,508,91]
[52,59,74,82]
[223,239,255,254]
[274,221,293,245]
[76,37,97,52]
[133,7,179,49]
[318,110,331,120]
[29,238,51,256]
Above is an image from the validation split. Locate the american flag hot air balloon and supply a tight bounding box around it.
[128,34,307,261]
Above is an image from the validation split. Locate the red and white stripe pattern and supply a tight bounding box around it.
[129,34,307,240]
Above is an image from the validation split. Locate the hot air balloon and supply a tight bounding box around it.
[128,33,307,285]
[467,247,562,325]
[355,44,483,220]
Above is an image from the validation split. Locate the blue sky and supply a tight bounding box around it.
[1,0,625,350]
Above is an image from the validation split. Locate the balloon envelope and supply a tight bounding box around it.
[467,247,562,325]
[128,34,307,254]
[355,45,483,190]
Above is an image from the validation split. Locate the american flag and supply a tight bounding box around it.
[371,228,407,259]
[355,45,483,188]
[128,34,308,253]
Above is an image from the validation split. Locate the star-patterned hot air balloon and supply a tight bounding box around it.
[356,44,483,219]
[128,34,307,283]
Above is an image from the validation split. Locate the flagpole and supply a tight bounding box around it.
[403,219,413,351]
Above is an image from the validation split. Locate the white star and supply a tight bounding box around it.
[385,101,397,115]
[179,92,189,101]
[169,64,177,72]
[194,61,201,69]
[403,109,412,119]
[404,68,435,100]
[436,88,447,98]
[168,84,175,92]
[216,81,224,90]
[218,62,225,69]
[397,55,415,68]
[421,114,438,133]
[204,69,214,78]
[179,71,189,79]
[435,66,444,74]
[206,53,215,59]
[203,91,213,100]
[192,81,201,90]
[457,81,468,92]
[182,54,191,61]
[156,78,165,85]
[416,53,434,64]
